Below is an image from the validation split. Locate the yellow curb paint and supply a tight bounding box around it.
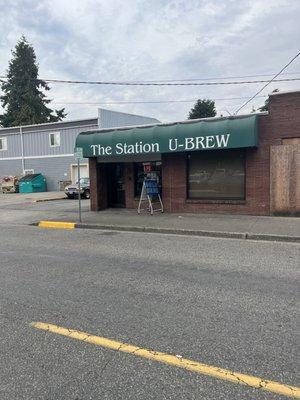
[30,322,300,398]
[38,221,75,229]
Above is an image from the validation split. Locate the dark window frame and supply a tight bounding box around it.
[186,149,246,201]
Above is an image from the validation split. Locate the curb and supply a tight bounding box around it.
[34,221,300,243]
[38,221,75,229]
[33,197,66,203]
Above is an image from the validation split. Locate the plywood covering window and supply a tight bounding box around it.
[0,137,7,151]
[49,132,60,147]
[187,149,245,200]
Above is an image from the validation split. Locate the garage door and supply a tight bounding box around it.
[71,164,89,183]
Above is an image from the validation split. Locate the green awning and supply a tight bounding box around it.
[76,115,258,158]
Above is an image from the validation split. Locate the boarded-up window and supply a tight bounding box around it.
[187,149,245,200]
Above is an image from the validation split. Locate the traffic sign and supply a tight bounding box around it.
[74,147,83,159]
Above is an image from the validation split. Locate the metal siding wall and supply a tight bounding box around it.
[0,133,22,159]
[23,125,98,157]
[24,156,89,191]
[0,111,160,189]
[99,109,160,128]
[0,159,23,176]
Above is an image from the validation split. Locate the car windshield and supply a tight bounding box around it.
[76,178,89,184]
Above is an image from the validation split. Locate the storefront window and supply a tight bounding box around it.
[187,149,245,200]
[134,162,162,197]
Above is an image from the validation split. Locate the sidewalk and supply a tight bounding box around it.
[41,207,300,243]
[0,191,65,205]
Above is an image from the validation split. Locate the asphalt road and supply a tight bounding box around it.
[0,224,299,399]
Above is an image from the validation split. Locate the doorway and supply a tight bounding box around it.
[107,163,125,207]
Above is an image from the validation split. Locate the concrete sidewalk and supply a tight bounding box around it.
[40,207,300,243]
[0,191,65,205]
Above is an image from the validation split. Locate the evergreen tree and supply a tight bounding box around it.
[0,36,66,127]
[188,99,216,119]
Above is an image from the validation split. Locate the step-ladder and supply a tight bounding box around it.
[137,179,164,215]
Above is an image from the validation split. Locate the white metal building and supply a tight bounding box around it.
[0,109,160,191]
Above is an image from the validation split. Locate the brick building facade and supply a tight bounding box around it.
[78,91,300,216]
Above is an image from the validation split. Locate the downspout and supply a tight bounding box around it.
[20,126,25,174]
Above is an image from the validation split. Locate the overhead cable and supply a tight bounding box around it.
[0,76,299,86]
[50,95,267,106]
[234,52,300,114]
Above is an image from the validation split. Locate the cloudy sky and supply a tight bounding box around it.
[0,0,299,122]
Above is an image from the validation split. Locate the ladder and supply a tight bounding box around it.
[137,179,164,215]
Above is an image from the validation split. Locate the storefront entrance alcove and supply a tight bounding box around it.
[107,163,125,207]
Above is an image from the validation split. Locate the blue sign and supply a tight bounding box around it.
[144,179,159,197]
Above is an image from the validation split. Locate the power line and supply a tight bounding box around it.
[234,52,300,114]
[1,71,299,84]
[119,71,300,82]
[0,75,299,86]
[50,95,267,106]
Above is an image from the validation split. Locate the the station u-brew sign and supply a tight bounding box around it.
[76,115,258,158]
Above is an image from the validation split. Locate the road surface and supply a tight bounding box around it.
[0,224,298,399]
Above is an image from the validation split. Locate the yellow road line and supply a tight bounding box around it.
[38,221,75,229]
[30,322,300,398]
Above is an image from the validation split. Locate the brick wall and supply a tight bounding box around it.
[90,91,300,215]
[160,92,300,215]
[89,158,108,210]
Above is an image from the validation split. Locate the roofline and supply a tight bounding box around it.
[99,107,160,122]
[269,89,300,96]
[0,117,98,132]
[0,109,160,132]
[80,112,263,135]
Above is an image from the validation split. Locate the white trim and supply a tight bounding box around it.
[0,153,76,161]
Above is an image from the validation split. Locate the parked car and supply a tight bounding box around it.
[65,178,90,199]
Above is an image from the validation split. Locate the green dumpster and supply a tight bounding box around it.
[18,174,47,193]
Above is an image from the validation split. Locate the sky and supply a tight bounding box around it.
[0,0,300,123]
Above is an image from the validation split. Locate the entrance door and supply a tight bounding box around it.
[107,163,125,207]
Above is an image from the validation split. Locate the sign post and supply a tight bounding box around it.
[74,147,83,223]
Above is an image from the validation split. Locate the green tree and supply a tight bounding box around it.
[188,99,216,119]
[257,89,279,112]
[0,36,66,127]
